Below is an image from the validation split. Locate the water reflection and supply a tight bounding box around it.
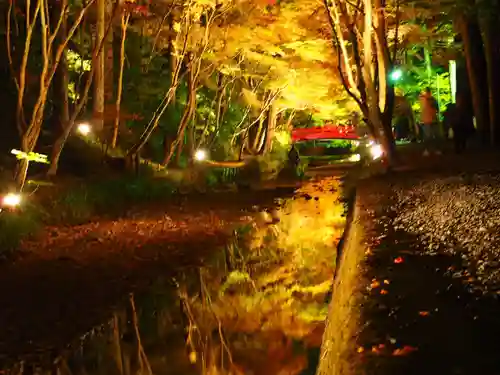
[6,178,345,375]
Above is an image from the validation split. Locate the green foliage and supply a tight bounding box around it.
[48,175,177,223]
[66,49,91,73]
[396,66,452,120]
[205,167,239,187]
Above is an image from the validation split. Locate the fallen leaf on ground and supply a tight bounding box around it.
[418,311,430,317]
[357,346,365,353]
[380,289,389,295]
[392,346,418,356]
[394,256,404,264]
[383,279,390,284]
[370,280,381,288]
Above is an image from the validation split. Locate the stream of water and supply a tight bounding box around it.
[3,178,347,375]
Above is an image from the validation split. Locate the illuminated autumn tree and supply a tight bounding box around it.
[123,0,234,168]
[323,0,399,160]
[205,0,355,158]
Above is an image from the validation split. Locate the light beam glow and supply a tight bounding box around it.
[348,153,361,162]
[390,69,403,81]
[370,144,384,160]
[77,123,91,136]
[2,193,21,208]
[194,149,207,161]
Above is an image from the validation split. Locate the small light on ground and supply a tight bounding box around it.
[349,153,361,162]
[194,149,207,161]
[370,144,384,160]
[3,193,21,208]
[77,123,91,136]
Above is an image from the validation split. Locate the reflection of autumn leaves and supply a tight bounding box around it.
[357,344,418,356]
[251,177,345,264]
[181,179,346,374]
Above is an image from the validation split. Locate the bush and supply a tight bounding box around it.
[0,174,178,254]
[0,209,41,255]
[205,168,239,187]
[47,174,177,223]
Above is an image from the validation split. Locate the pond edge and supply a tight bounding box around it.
[316,189,366,375]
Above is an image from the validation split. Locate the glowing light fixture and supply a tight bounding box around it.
[370,144,384,160]
[77,123,91,136]
[348,153,361,162]
[194,149,207,161]
[2,193,21,208]
[390,68,403,81]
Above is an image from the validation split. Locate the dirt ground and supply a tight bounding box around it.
[0,188,295,366]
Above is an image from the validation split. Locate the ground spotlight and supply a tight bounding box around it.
[194,149,208,161]
[77,123,91,136]
[2,193,21,208]
[370,144,384,160]
[348,153,361,162]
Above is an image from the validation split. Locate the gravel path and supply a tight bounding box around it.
[339,171,500,375]
[393,173,500,295]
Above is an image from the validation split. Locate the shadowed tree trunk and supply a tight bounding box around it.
[163,55,198,167]
[478,2,500,146]
[457,12,490,143]
[93,0,106,132]
[51,3,69,133]
[111,11,130,148]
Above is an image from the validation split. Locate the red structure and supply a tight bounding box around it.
[291,125,359,142]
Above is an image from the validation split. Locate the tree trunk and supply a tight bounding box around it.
[263,102,277,153]
[164,62,197,167]
[479,6,500,146]
[93,0,105,132]
[162,14,178,164]
[15,158,29,190]
[457,12,490,143]
[52,2,69,133]
[104,0,114,140]
[47,4,117,177]
[162,135,174,165]
[111,13,129,148]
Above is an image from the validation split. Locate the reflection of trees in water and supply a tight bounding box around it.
[7,288,194,375]
[176,178,346,375]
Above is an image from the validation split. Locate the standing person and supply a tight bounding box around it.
[442,102,457,141]
[419,87,441,156]
[288,144,300,169]
[393,95,415,141]
[449,97,474,154]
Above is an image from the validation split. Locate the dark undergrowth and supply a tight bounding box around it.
[0,164,251,256]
